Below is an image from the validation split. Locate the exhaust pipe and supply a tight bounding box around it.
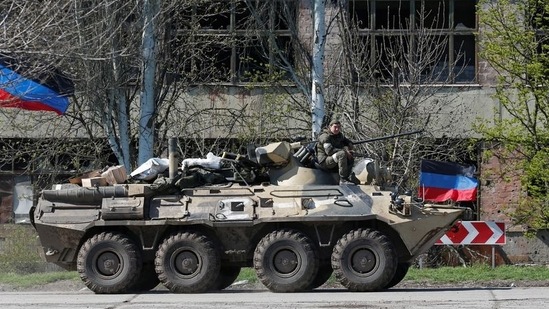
[168,137,178,180]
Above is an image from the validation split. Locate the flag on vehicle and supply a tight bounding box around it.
[0,56,74,115]
[418,159,478,202]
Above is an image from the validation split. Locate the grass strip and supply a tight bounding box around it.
[1,265,547,288]
[405,265,549,283]
[0,271,80,288]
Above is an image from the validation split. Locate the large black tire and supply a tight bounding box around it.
[307,262,333,290]
[155,231,221,293]
[131,262,160,292]
[254,229,319,292]
[77,232,142,294]
[216,266,241,290]
[331,228,397,292]
[384,262,411,289]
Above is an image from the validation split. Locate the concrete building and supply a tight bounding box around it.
[1,0,547,263]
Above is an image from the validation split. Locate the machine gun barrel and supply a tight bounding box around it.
[352,130,423,145]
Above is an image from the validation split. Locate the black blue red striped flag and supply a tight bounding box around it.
[0,56,74,115]
[419,159,478,202]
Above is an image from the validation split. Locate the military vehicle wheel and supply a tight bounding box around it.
[77,232,142,294]
[155,231,221,293]
[307,263,333,290]
[131,262,160,291]
[216,266,241,290]
[254,229,319,292]
[331,228,397,292]
[384,262,411,289]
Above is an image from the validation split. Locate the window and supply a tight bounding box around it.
[375,1,410,29]
[350,0,477,83]
[418,0,448,28]
[530,0,549,80]
[177,0,296,84]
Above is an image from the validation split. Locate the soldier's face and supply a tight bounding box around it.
[329,124,341,134]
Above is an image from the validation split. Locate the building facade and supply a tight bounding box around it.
[1,0,546,263]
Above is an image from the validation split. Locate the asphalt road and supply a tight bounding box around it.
[2,287,548,309]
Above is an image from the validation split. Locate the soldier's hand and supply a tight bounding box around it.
[344,147,354,160]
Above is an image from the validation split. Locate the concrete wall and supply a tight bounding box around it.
[504,231,549,264]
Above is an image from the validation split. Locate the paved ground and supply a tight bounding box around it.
[2,286,549,309]
[1,277,548,292]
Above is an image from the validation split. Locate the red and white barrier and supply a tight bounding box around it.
[436,221,506,245]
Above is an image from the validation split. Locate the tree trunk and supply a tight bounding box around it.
[311,0,326,139]
[138,0,158,165]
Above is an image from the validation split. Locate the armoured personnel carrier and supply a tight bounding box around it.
[31,137,464,294]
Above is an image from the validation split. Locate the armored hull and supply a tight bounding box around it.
[31,140,464,293]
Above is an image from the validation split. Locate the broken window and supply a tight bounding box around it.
[350,0,477,83]
[376,0,411,29]
[178,0,296,84]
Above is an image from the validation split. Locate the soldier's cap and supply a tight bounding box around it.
[329,119,341,126]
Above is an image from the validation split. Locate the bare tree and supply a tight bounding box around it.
[337,0,475,189]
[311,0,327,138]
[0,0,114,183]
[235,0,332,140]
[1,0,238,177]
[138,0,159,165]
[236,0,477,191]
[1,0,478,195]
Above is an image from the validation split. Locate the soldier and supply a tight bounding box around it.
[316,119,355,185]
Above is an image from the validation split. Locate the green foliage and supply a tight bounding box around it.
[0,272,79,287]
[476,0,549,231]
[0,225,45,274]
[236,267,258,283]
[239,264,549,286]
[406,264,549,283]
[516,149,549,230]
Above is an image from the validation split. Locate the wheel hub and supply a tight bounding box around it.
[273,249,298,274]
[350,248,376,274]
[96,252,121,276]
[175,251,199,276]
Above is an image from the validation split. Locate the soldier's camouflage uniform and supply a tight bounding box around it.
[316,128,354,182]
